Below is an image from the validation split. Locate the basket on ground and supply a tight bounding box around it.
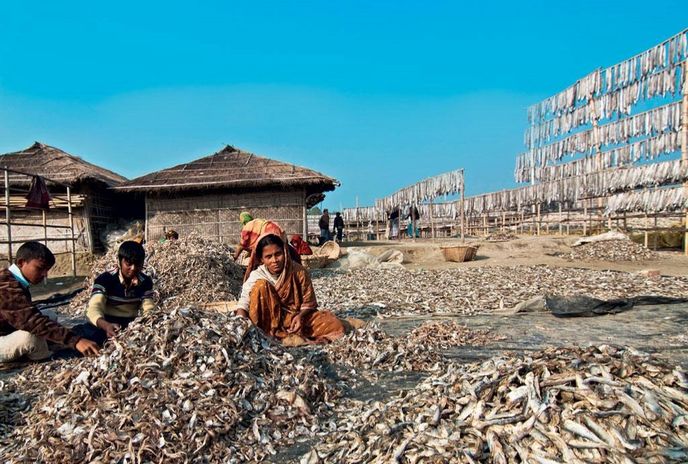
[302,255,335,269]
[440,245,478,263]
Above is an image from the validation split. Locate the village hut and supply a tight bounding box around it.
[113,145,338,242]
[0,142,128,255]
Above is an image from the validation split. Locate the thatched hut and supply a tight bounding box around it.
[0,142,128,254]
[114,145,337,242]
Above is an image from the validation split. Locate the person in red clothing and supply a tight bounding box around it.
[0,242,99,362]
[289,234,313,257]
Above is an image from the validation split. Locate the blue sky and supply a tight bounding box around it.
[0,1,686,210]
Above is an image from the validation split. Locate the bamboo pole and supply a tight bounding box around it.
[4,170,12,263]
[558,203,563,235]
[644,214,649,248]
[42,209,48,246]
[682,60,688,255]
[653,216,659,251]
[429,201,435,239]
[144,194,149,243]
[460,178,465,242]
[67,186,77,277]
[536,203,541,236]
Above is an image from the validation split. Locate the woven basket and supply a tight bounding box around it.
[302,255,335,269]
[316,241,341,259]
[440,245,478,263]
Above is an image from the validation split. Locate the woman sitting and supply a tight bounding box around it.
[236,233,345,344]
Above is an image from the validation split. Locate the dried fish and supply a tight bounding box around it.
[318,321,502,377]
[309,345,688,463]
[312,265,688,317]
[1,307,339,462]
[67,236,244,315]
[566,240,658,262]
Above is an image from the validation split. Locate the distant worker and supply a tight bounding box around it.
[333,212,345,243]
[0,242,100,362]
[73,241,156,345]
[388,207,400,239]
[289,234,313,258]
[232,212,285,261]
[318,209,330,245]
[406,205,420,238]
[159,229,179,243]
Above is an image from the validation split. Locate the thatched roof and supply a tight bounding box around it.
[0,142,128,188]
[114,145,338,195]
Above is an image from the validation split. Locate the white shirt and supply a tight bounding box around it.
[237,265,279,311]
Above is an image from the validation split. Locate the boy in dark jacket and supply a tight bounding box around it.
[0,241,99,362]
[74,241,156,345]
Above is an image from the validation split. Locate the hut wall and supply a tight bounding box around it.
[84,187,130,252]
[146,190,305,243]
[0,207,91,257]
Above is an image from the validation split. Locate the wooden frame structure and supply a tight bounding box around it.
[0,168,79,275]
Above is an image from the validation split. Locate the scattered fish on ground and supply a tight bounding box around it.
[312,265,688,317]
[306,345,688,463]
[1,307,339,463]
[567,240,658,262]
[319,321,503,377]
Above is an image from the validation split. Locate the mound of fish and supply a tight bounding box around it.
[312,265,688,317]
[306,345,688,463]
[67,237,244,314]
[321,321,501,376]
[1,308,339,462]
[484,231,519,242]
[567,240,658,262]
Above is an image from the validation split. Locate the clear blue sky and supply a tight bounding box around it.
[0,1,686,210]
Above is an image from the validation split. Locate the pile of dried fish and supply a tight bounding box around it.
[67,237,244,314]
[1,308,339,462]
[312,265,688,317]
[567,240,658,262]
[321,321,500,375]
[0,381,29,437]
[484,231,519,242]
[306,345,688,463]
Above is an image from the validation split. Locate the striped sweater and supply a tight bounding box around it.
[86,269,156,325]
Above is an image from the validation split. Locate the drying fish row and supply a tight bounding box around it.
[567,240,658,262]
[519,132,682,184]
[526,29,686,127]
[312,265,688,317]
[0,307,339,463]
[304,345,688,463]
[375,169,464,211]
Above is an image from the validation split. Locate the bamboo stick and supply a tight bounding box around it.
[5,170,12,263]
[67,187,76,277]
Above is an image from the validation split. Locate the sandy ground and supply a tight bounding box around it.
[347,235,688,276]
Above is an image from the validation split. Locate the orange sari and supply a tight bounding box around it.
[244,234,344,343]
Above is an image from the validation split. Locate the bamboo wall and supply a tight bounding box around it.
[0,207,91,255]
[146,190,306,243]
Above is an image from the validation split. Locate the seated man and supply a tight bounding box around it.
[0,241,99,362]
[236,233,345,344]
[77,241,155,345]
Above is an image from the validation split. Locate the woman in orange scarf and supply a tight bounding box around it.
[236,233,344,343]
